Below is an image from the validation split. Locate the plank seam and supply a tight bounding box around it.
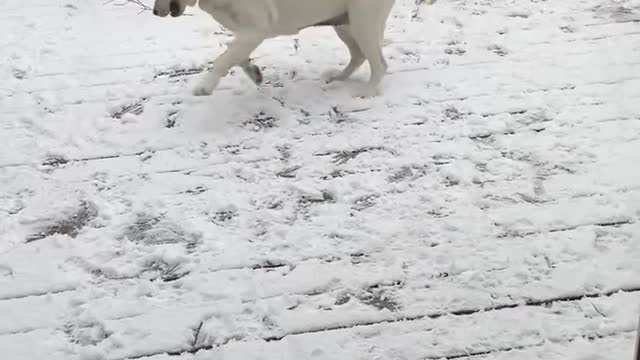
[116,286,640,359]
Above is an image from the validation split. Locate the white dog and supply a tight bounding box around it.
[153,0,395,97]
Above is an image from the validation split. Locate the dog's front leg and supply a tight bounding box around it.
[239,60,263,85]
[193,35,264,96]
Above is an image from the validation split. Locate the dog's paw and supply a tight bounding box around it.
[243,64,263,85]
[351,85,379,98]
[191,74,220,96]
[192,83,214,97]
[322,69,349,84]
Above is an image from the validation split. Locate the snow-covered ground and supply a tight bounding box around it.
[1,0,640,359]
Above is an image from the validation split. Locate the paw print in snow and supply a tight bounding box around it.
[488,44,508,56]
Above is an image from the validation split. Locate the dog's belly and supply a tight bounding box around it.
[309,13,349,27]
[268,0,349,34]
[199,2,243,33]
[200,0,349,36]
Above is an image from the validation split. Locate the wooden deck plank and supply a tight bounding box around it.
[101,291,639,360]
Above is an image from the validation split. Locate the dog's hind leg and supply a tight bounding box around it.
[325,25,365,83]
[193,35,264,96]
[347,0,394,97]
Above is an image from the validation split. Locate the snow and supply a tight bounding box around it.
[1,0,640,359]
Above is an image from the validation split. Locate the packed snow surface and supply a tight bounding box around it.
[1,0,639,359]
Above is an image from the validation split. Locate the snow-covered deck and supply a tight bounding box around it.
[1,0,639,359]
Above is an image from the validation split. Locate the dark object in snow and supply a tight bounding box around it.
[352,194,377,211]
[276,165,302,178]
[444,47,466,56]
[358,289,400,312]
[26,201,98,243]
[123,214,161,243]
[141,260,190,282]
[252,260,288,270]
[276,144,292,160]
[122,213,200,247]
[505,12,530,18]
[191,321,204,349]
[488,44,508,56]
[327,106,353,123]
[388,165,428,183]
[166,109,180,128]
[411,0,436,20]
[186,186,207,195]
[210,209,237,225]
[111,98,147,119]
[63,320,112,346]
[442,175,460,187]
[243,111,277,131]
[294,191,336,221]
[339,281,403,312]
[444,106,463,121]
[335,293,351,305]
[41,155,70,170]
[322,146,394,165]
[155,64,212,79]
[299,191,335,206]
[12,68,27,79]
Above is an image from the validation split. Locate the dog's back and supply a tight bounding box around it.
[263,0,350,35]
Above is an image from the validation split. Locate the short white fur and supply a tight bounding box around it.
[153,0,396,97]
